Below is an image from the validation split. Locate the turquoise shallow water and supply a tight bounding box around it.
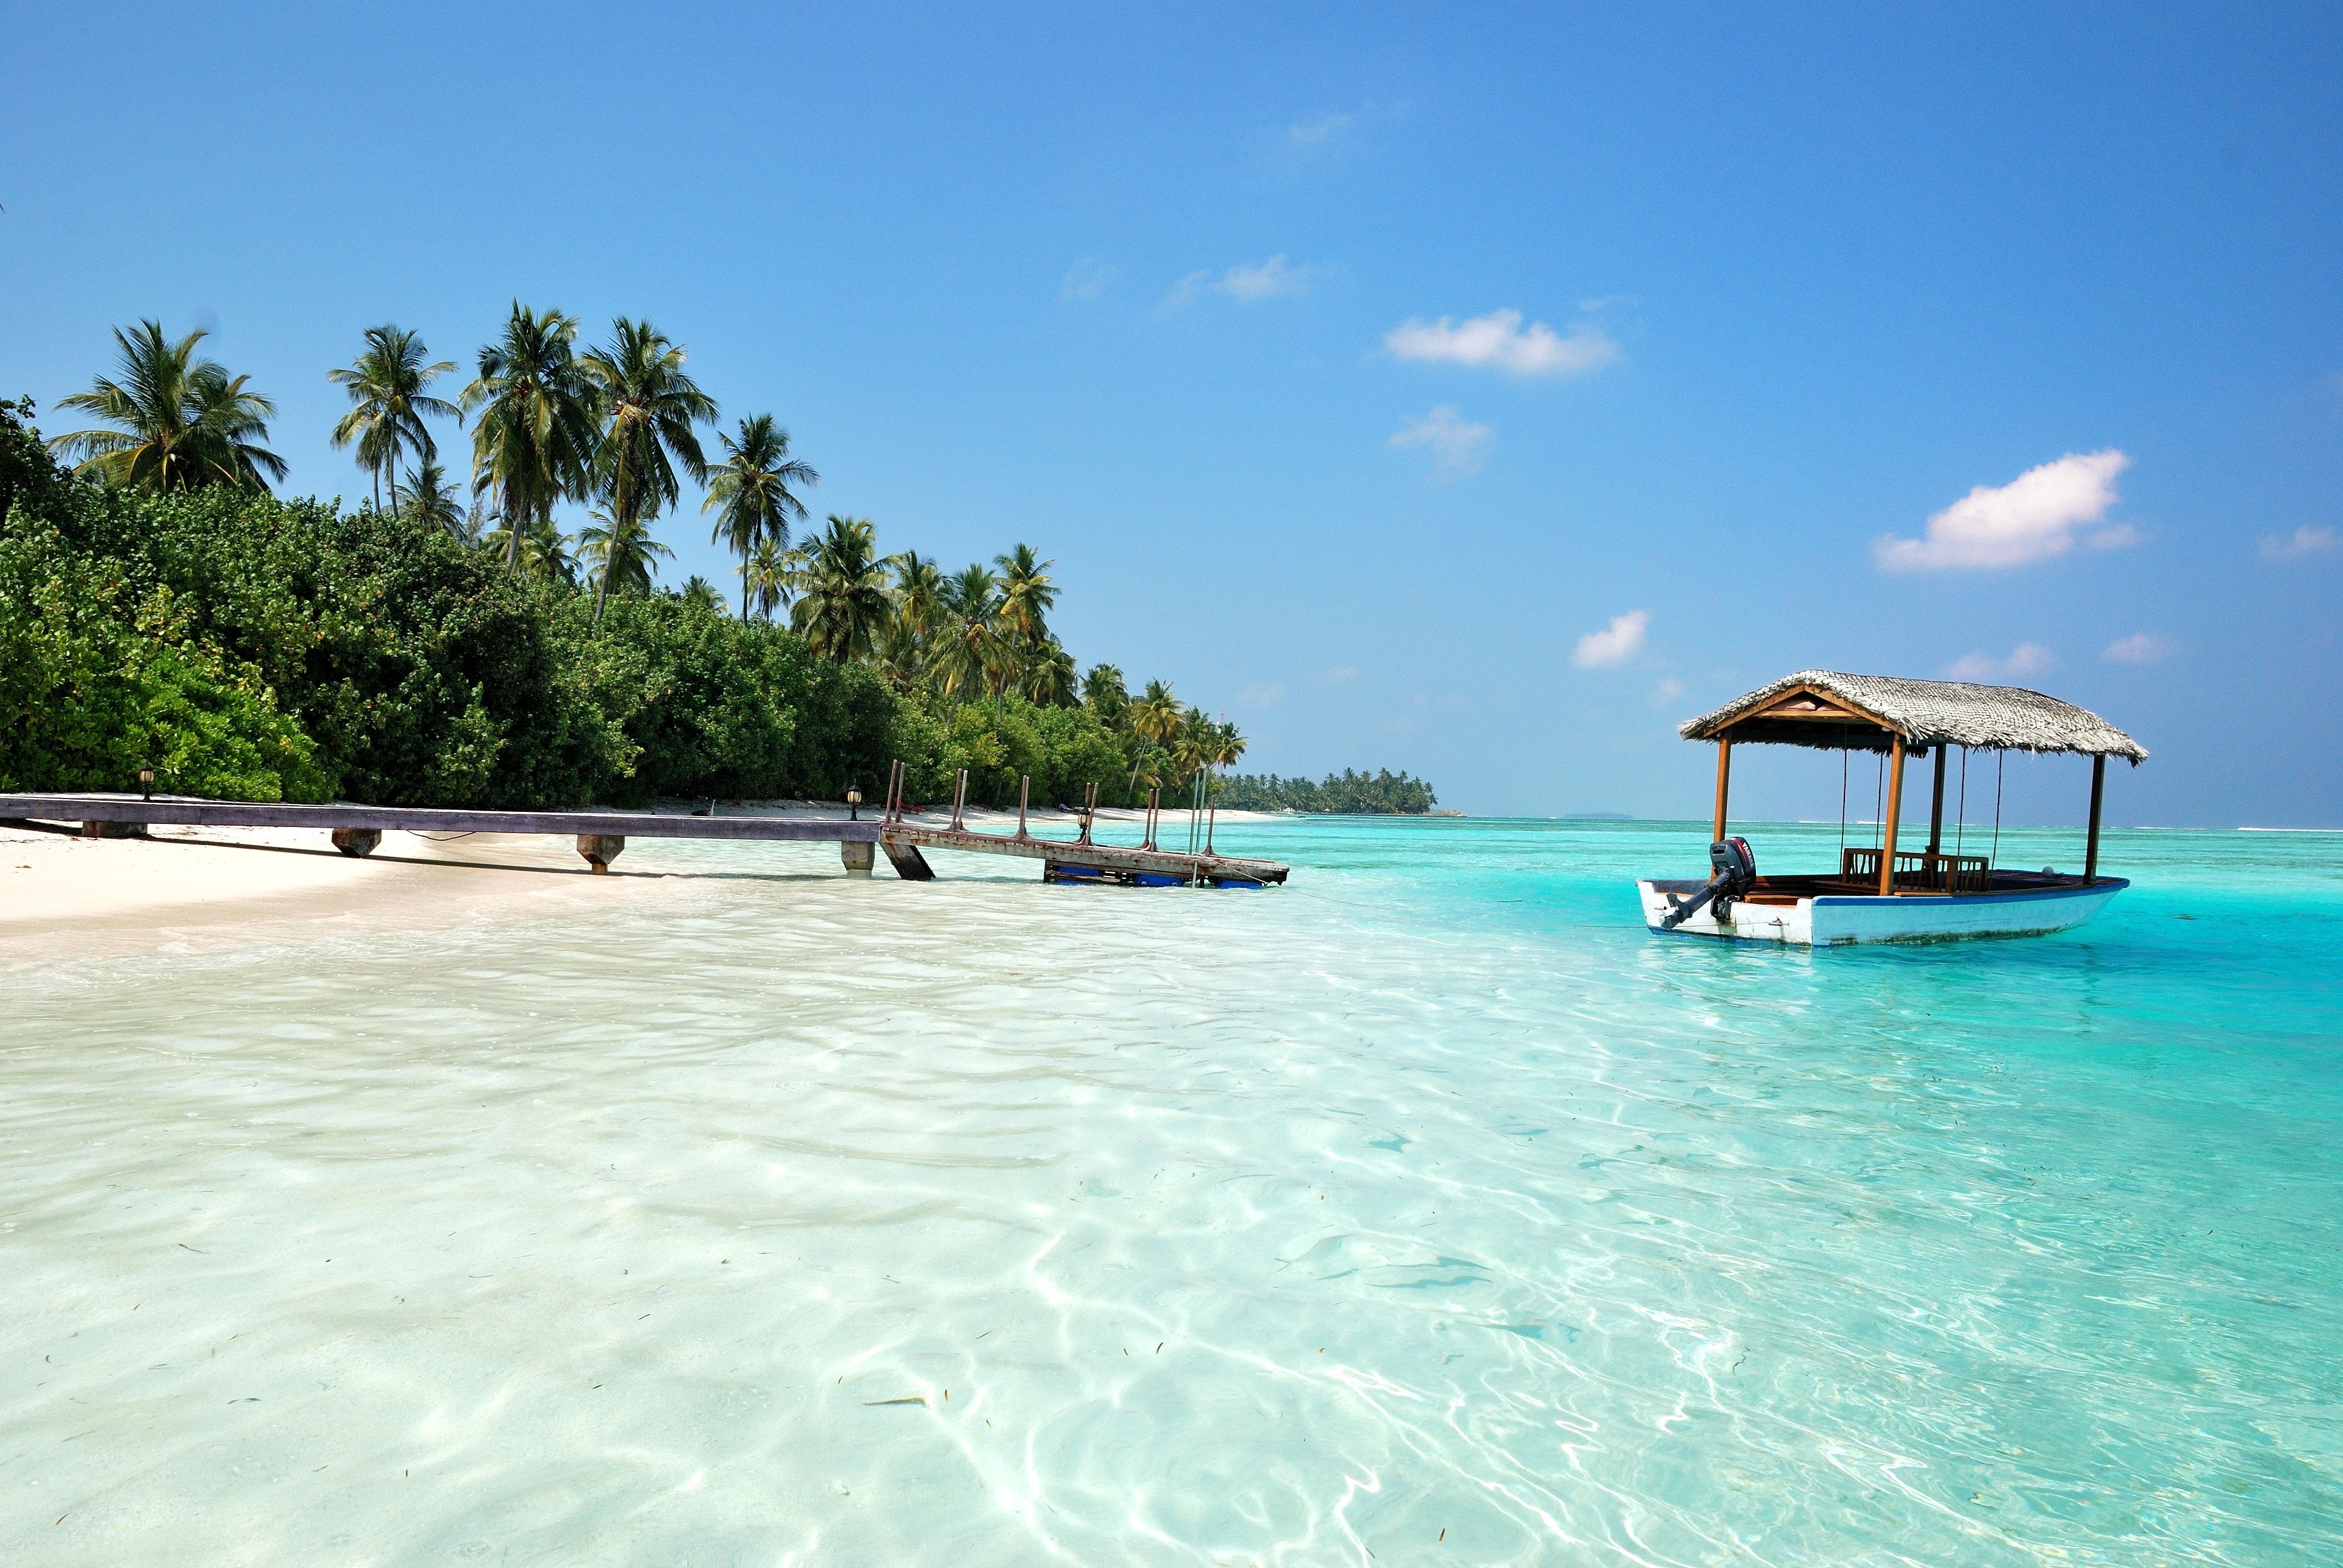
[4,817,2339,1564]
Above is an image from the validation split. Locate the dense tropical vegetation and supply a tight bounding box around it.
[4,313,1432,814]
[1216,770,1439,815]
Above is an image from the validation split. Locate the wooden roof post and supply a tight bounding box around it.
[1711,733,1732,846]
[1927,745,1947,860]
[2085,754,2106,884]
[1879,735,1906,896]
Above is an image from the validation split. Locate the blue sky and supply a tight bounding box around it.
[4,4,2339,826]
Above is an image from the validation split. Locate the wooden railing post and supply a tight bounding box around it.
[1878,735,1906,897]
[2085,753,2106,884]
[1711,734,1732,845]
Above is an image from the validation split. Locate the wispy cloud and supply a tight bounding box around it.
[1389,405,1493,476]
[1238,681,1285,708]
[1651,676,1685,707]
[1944,642,2056,682]
[2259,524,2336,561]
[1385,309,1620,377]
[1059,256,1114,302]
[2103,632,2174,664]
[1286,112,1354,154]
[1877,450,2133,572]
[1574,610,1650,668]
[1165,255,1316,308]
[1320,664,1358,685]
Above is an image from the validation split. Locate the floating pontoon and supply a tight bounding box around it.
[1638,670,2145,946]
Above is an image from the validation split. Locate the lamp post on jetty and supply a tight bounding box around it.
[847,788,862,822]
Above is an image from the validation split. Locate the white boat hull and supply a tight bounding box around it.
[1635,877,2128,946]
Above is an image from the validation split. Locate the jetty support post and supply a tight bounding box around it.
[949,769,968,831]
[2084,754,2106,885]
[331,828,382,858]
[1711,734,1732,846]
[882,837,935,881]
[842,839,876,878]
[577,834,626,874]
[1927,745,1947,860]
[82,819,146,840]
[1144,788,1160,852]
[1878,736,1906,896]
[1016,775,1030,839]
[1078,782,1097,845]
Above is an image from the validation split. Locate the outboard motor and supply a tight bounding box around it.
[1662,837,1758,929]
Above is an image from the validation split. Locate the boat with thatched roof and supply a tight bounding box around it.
[1638,670,2146,945]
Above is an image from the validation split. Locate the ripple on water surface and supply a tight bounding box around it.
[3,820,2340,1564]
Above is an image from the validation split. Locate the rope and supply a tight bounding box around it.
[1953,746,1968,862]
[413,832,477,841]
[1990,751,2004,870]
[1873,753,1884,851]
[1838,751,1849,867]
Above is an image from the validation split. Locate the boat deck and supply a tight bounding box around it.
[1668,869,2093,906]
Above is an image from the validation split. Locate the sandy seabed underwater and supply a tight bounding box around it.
[3,817,2338,1566]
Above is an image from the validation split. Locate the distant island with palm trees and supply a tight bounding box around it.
[0,310,1437,817]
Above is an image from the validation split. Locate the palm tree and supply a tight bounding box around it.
[881,549,944,686]
[741,534,793,621]
[1081,664,1129,726]
[576,505,671,598]
[929,563,1004,707]
[1125,679,1183,795]
[787,515,894,662]
[994,543,1058,655]
[1022,636,1078,706]
[400,457,467,538]
[49,321,287,491]
[583,319,716,622]
[328,325,457,511]
[482,512,580,584]
[462,302,598,573]
[1170,705,1216,788]
[703,414,817,620]
[1210,719,1247,772]
[680,575,721,613]
[1128,679,1182,746]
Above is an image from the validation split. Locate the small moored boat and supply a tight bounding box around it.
[1638,670,2145,946]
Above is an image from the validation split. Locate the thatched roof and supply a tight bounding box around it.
[1680,670,2146,762]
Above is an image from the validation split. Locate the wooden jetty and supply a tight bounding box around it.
[1,773,1291,889]
[0,791,882,875]
[875,765,1289,888]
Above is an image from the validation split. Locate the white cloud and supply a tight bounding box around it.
[1238,681,1285,707]
[1651,676,1685,706]
[1320,664,1358,685]
[2103,632,2173,664]
[1384,309,1620,377]
[1943,642,2056,682]
[1165,255,1314,308]
[1221,255,1312,302]
[1059,256,1113,302]
[1287,112,1353,152]
[1876,450,2132,572]
[1574,610,1650,668]
[2260,524,2336,561]
[1388,405,1493,476]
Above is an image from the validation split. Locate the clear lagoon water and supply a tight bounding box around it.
[4,817,2339,1564]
